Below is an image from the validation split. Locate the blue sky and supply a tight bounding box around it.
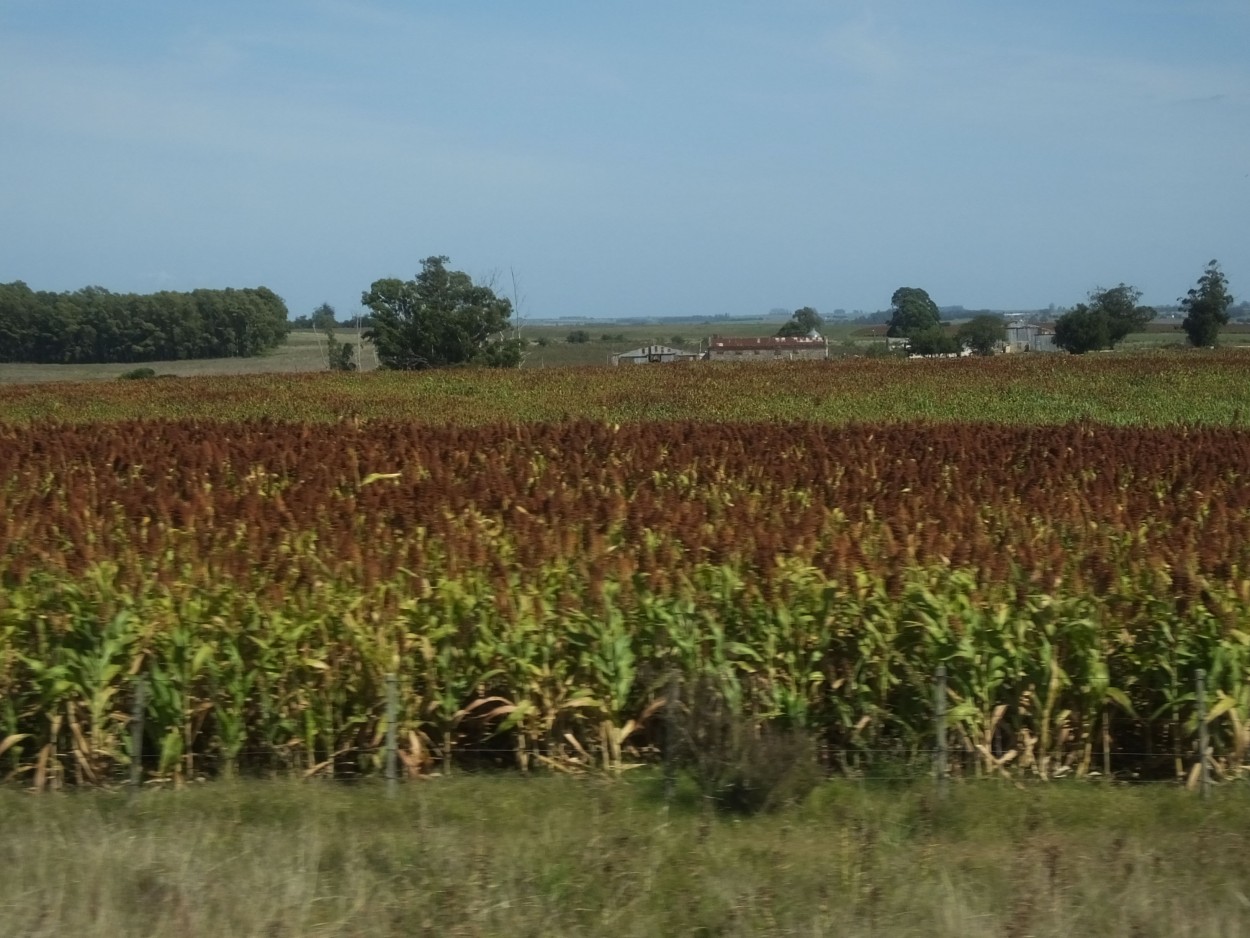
[2,1,1247,320]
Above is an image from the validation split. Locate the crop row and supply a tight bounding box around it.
[4,350,1250,426]
[2,419,1249,786]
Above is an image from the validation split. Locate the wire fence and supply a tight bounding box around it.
[11,665,1237,800]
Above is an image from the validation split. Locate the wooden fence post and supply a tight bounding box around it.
[935,665,948,797]
[385,673,398,798]
[129,678,146,799]
[1196,669,1209,801]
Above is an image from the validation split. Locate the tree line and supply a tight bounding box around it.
[2,257,1235,369]
[879,260,1235,356]
[767,291,1009,356]
[0,282,289,364]
[1049,261,1234,353]
[290,304,373,332]
[360,256,1236,371]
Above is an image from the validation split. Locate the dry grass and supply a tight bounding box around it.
[3,320,1246,384]
[518,321,887,368]
[0,322,883,382]
[3,776,1248,937]
[0,331,379,384]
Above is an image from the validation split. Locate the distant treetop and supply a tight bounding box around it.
[0,281,289,364]
[886,287,942,339]
[776,306,823,337]
[362,256,524,370]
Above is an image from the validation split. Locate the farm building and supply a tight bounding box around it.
[1005,321,1058,353]
[704,334,829,362]
[611,344,701,366]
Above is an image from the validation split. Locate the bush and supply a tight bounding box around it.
[863,341,904,359]
[118,367,157,380]
[957,314,1007,356]
[326,336,357,372]
[1054,306,1111,354]
[566,330,591,344]
[907,326,961,357]
[674,673,820,815]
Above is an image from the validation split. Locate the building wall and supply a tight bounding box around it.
[611,345,700,365]
[705,343,828,362]
[707,349,827,361]
[1005,324,1057,353]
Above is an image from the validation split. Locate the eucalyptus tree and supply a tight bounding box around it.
[362,256,523,370]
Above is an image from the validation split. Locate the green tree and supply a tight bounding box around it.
[326,337,357,371]
[251,288,291,350]
[906,326,961,356]
[957,314,1007,356]
[1088,284,1154,347]
[0,282,287,364]
[1053,305,1111,354]
[567,330,591,344]
[0,281,37,361]
[776,306,823,337]
[1180,260,1232,347]
[886,288,942,339]
[1053,283,1153,353]
[310,304,357,372]
[362,256,523,370]
[311,303,338,333]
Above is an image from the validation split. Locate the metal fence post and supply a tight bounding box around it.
[130,677,146,799]
[935,665,948,797]
[1196,669,1209,800]
[385,673,398,798]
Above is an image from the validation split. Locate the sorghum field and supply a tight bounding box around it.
[3,350,1250,425]
[3,352,1250,786]
[6,352,1250,937]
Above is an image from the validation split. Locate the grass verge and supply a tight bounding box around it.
[3,776,1248,937]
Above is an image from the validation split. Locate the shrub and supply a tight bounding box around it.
[907,326,961,357]
[675,673,820,815]
[118,367,157,380]
[1054,306,1111,354]
[326,337,357,372]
